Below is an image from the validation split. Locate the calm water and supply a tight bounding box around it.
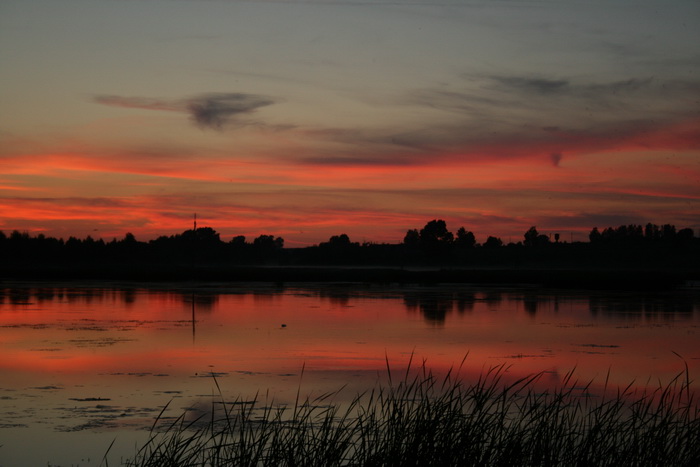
[1,282,698,466]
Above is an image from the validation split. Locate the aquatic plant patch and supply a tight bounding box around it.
[119,362,700,466]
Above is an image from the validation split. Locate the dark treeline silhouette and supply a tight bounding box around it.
[0,228,284,265]
[589,223,694,245]
[1,220,698,285]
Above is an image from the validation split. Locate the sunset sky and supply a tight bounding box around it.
[1,0,699,246]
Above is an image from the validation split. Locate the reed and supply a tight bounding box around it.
[119,361,700,466]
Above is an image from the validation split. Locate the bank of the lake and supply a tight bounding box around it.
[2,263,698,290]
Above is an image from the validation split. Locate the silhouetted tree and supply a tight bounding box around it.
[65,236,81,249]
[403,229,420,247]
[677,228,694,243]
[415,220,454,257]
[230,235,246,247]
[253,235,283,249]
[589,227,602,243]
[592,223,688,245]
[317,234,361,263]
[10,230,30,242]
[645,223,659,240]
[319,234,360,250]
[195,227,220,243]
[455,227,476,248]
[524,226,551,247]
[524,226,539,247]
[253,235,274,248]
[601,227,615,241]
[662,224,676,241]
[630,224,644,239]
[419,219,453,248]
[328,234,352,246]
[483,236,503,248]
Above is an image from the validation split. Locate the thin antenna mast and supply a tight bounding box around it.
[191,212,197,342]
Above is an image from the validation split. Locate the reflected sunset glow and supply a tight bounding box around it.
[2,286,697,386]
[1,284,698,465]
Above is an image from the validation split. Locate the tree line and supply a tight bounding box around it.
[589,223,694,245]
[0,220,697,268]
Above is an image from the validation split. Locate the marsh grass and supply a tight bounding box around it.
[118,359,700,466]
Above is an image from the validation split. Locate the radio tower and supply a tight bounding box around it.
[194,213,197,231]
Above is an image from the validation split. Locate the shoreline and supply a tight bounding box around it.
[2,263,698,290]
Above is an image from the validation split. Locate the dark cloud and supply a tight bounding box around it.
[413,74,700,122]
[408,88,508,115]
[294,113,700,169]
[550,152,562,167]
[487,75,655,98]
[295,127,432,166]
[92,95,181,112]
[93,92,276,130]
[490,76,569,95]
[340,73,697,167]
[186,93,275,130]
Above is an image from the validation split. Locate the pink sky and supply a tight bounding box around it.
[1,0,699,245]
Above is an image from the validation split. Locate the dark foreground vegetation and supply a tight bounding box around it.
[2,221,698,288]
[119,363,700,466]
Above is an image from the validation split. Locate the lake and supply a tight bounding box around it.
[1,282,698,466]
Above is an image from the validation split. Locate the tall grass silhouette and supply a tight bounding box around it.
[118,359,699,466]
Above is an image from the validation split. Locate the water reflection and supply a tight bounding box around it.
[481,290,503,310]
[1,286,123,306]
[2,285,698,322]
[521,293,561,317]
[589,293,696,320]
[523,295,539,316]
[320,290,352,307]
[123,288,137,304]
[404,290,483,324]
[0,283,698,466]
[404,293,454,324]
[182,293,218,311]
